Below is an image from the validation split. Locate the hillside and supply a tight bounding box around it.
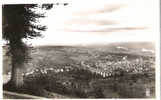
[3,42,155,98]
[3,42,155,74]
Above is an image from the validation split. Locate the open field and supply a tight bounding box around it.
[3,42,155,98]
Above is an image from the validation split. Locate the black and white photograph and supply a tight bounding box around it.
[1,0,160,99]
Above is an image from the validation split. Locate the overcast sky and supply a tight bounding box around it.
[27,0,157,46]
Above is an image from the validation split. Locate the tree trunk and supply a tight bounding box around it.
[8,40,28,89]
[10,61,24,89]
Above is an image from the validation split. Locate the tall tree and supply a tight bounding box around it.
[2,4,54,89]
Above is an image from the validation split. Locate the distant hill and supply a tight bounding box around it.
[85,42,154,50]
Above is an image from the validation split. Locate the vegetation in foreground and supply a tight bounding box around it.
[3,45,155,98]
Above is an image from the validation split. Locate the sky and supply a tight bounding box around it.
[27,0,157,46]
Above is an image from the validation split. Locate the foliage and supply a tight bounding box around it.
[2,4,53,40]
[2,4,54,62]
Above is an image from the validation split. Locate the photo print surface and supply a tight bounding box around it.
[2,0,157,99]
